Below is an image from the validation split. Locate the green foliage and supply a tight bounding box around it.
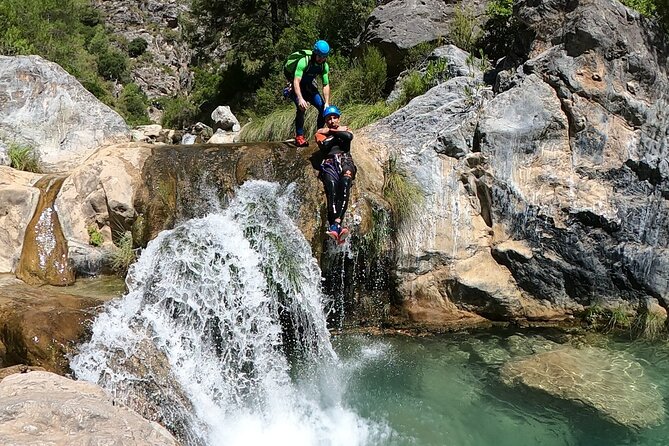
[622,0,657,16]
[118,83,150,127]
[333,47,387,106]
[339,102,397,129]
[7,144,41,173]
[583,302,634,335]
[361,207,392,261]
[632,310,667,340]
[239,106,312,143]
[402,41,441,70]
[87,225,104,247]
[486,0,513,19]
[96,48,129,81]
[383,157,424,236]
[190,0,375,115]
[396,58,449,105]
[451,3,482,53]
[316,0,376,55]
[399,71,428,104]
[111,231,136,275]
[160,96,199,130]
[605,305,632,333]
[128,37,148,57]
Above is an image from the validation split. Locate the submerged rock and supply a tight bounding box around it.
[500,346,665,428]
[0,371,178,445]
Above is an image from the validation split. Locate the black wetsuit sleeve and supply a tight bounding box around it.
[318,131,353,154]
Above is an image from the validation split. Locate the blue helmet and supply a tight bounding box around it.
[323,105,341,118]
[313,40,330,57]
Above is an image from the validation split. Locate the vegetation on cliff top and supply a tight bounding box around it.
[0,0,667,134]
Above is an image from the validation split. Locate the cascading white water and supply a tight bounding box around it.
[71,180,386,446]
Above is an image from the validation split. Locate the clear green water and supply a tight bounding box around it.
[332,329,669,446]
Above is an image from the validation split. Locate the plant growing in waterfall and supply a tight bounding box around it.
[111,231,136,275]
[383,157,424,242]
[8,144,41,173]
[87,226,104,247]
[361,207,393,261]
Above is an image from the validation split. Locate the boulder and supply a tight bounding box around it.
[55,143,153,276]
[359,0,489,77]
[0,55,130,172]
[0,275,119,373]
[207,128,239,144]
[0,167,40,273]
[500,346,666,428]
[359,0,450,76]
[211,105,241,132]
[0,371,178,445]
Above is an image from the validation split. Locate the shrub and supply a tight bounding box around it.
[97,49,129,81]
[160,96,199,130]
[340,102,397,129]
[399,70,428,104]
[239,106,311,142]
[8,144,41,173]
[111,231,136,275]
[128,37,148,57]
[119,83,150,127]
[383,157,424,237]
[451,3,482,53]
[334,47,387,106]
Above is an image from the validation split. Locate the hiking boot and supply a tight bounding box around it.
[295,135,309,147]
[326,224,340,241]
[337,227,349,244]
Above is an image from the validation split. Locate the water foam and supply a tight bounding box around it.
[72,181,387,446]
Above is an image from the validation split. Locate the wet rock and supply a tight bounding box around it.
[0,168,40,273]
[500,346,666,428]
[0,276,119,374]
[15,175,75,286]
[0,371,178,445]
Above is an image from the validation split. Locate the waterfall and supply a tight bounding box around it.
[71,181,383,446]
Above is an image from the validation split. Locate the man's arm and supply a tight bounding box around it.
[293,76,308,110]
[322,84,330,109]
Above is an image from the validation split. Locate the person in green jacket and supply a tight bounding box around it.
[283,40,331,147]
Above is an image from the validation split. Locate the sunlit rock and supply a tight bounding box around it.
[0,55,130,172]
[55,142,152,275]
[500,346,666,428]
[0,371,178,445]
[0,168,40,273]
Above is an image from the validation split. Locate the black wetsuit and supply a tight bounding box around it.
[312,130,357,227]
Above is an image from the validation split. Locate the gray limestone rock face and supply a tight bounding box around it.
[91,0,193,100]
[359,0,451,76]
[358,0,669,325]
[0,56,130,172]
[0,371,178,445]
[500,346,666,429]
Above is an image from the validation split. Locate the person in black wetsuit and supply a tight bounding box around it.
[313,105,356,242]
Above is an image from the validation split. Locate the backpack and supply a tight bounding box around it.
[284,49,313,77]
